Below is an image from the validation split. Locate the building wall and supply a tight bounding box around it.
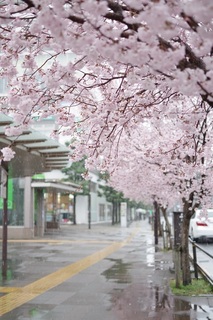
[75,189,112,225]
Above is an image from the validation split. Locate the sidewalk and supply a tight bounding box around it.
[0,220,213,319]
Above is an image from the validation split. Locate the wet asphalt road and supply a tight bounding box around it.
[0,220,213,320]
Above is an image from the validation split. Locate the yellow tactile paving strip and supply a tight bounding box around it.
[0,228,140,316]
[5,239,112,244]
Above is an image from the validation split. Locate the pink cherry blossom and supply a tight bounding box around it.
[0,147,15,162]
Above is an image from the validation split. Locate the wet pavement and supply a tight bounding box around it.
[0,220,213,319]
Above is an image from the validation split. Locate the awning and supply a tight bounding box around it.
[0,114,72,177]
[31,181,81,193]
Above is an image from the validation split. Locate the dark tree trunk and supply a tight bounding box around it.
[181,193,198,286]
[180,209,191,285]
[112,201,116,225]
[153,200,159,245]
[158,207,163,237]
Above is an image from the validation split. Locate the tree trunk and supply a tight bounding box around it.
[158,207,163,237]
[181,194,196,286]
[112,201,116,225]
[181,211,191,285]
[160,206,172,249]
[153,201,159,245]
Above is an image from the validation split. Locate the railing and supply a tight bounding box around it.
[188,237,213,286]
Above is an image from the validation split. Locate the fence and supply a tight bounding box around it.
[189,238,213,286]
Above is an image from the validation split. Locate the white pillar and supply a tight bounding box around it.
[24,177,34,236]
[121,202,127,227]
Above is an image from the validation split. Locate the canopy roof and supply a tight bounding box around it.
[0,114,72,177]
[31,180,81,194]
[31,170,82,193]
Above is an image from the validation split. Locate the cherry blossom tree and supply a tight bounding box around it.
[0,0,212,126]
[96,96,213,285]
[0,1,213,285]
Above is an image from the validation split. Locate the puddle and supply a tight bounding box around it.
[146,246,155,267]
[173,297,213,319]
[0,258,23,282]
[153,285,171,311]
[107,279,213,319]
[33,256,47,262]
[48,249,60,254]
[102,258,132,284]
[0,254,47,283]
[155,259,171,270]
[15,306,49,319]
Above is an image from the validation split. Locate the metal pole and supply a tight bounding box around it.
[192,241,198,279]
[1,165,8,277]
[88,193,91,229]
[175,247,181,288]
[73,194,76,225]
[88,181,91,229]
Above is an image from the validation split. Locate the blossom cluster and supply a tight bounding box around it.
[0,147,15,163]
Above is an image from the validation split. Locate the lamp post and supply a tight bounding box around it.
[88,181,91,229]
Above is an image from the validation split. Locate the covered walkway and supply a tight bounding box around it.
[0,113,79,239]
[0,113,71,176]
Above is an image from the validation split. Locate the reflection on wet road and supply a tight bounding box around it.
[146,245,155,267]
[173,298,213,319]
[102,258,132,284]
[0,222,213,319]
[102,235,213,319]
[0,228,139,316]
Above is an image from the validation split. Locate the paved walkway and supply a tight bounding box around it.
[0,220,213,319]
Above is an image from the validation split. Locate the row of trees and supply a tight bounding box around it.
[63,158,147,225]
[0,1,213,285]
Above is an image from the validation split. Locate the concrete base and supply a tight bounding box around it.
[0,226,34,239]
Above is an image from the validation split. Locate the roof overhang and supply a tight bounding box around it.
[31,181,81,193]
[0,114,72,177]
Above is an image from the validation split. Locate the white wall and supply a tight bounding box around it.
[75,192,112,224]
